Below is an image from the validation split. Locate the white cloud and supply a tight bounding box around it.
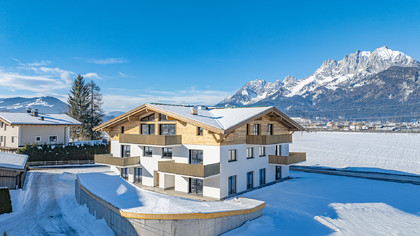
[102,89,230,111]
[118,72,127,77]
[83,72,102,80]
[75,57,128,64]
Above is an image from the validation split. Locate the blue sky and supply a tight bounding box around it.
[1,1,420,112]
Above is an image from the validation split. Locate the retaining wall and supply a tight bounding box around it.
[75,179,264,236]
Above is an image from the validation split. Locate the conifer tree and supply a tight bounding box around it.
[67,75,90,140]
[86,80,104,140]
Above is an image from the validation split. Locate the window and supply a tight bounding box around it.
[35,136,41,142]
[141,114,155,121]
[121,126,125,134]
[141,124,155,135]
[189,150,203,164]
[246,124,250,135]
[11,136,14,143]
[189,178,203,195]
[268,124,273,135]
[276,145,282,156]
[160,124,175,135]
[121,168,128,180]
[259,146,265,157]
[49,136,58,143]
[253,124,260,135]
[276,166,282,180]
[160,114,168,121]
[144,146,152,157]
[0,136,2,142]
[0,122,3,128]
[134,168,142,183]
[121,145,131,157]
[228,149,237,162]
[247,171,254,189]
[197,127,203,136]
[246,147,254,159]
[259,168,266,185]
[162,147,172,158]
[228,175,237,195]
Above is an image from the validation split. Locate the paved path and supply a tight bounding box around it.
[291,166,420,185]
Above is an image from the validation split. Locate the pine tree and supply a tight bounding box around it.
[67,75,90,140]
[86,80,104,140]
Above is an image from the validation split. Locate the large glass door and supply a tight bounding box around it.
[189,178,203,195]
[276,166,282,180]
[134,168,142,184]
[189,150,203,164]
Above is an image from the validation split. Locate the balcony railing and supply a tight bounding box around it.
[94,154,140,167]
[268,152,306,165]
[158,161,220,178]
[119,134,182,146]
[246,134,292,145]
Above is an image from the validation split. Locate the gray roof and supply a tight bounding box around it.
[0,152,28,170]
[149,104,272,130]
[0,112,82,126]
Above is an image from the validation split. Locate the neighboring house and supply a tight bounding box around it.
[0,152,28,189]
[0,108,82,152]
[93,103,306,200]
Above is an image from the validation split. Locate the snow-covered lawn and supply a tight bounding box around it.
[225,170,420,236]
[0,166,114,236]
[292,132,420,175]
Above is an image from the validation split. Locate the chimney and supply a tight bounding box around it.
[191,106,198,115]
[26,108,31,113]
[40,116,44,121]
[32,109,39,117]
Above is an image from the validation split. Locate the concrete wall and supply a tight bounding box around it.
[75,178,264,236]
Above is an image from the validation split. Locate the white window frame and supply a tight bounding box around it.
[228,149,237,162]
[246,147,254,159]
[259,146,265,157]
[35,136,42,143]
[49,135,58,143]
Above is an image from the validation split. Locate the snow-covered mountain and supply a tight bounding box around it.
[217,46,420,121]
[0,96,67,113]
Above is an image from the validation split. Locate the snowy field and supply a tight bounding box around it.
[225,170,420,236]
[0,166,114,236]
[291,132,420,175]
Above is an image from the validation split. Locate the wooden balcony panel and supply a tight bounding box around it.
[268,152,306,165]
[94,154,140,167]
[158,161,220,178]
[246,134,292,145]
[119,134,182,146]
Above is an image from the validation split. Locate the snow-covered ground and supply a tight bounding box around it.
[225,170,420,236]
[78,172,263,214]
[0,166,114,236]
[292,132,420,175]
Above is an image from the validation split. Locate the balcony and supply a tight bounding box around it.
[119,134,182,146]
[268,152,306,165]
[246,134,292,145]
[94,154,140,167]
[158,160,220,178]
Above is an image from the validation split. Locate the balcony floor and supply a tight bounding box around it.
[132,183,219,202]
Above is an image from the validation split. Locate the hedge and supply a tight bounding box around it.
[17,143,110,162]
[0,188,12,214]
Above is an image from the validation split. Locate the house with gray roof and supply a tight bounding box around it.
[0,108,81,152]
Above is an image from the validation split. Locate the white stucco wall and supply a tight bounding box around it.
[0,124,19,148]
[20,126,70,146]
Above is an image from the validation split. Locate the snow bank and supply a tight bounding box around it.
[77,172,264,214]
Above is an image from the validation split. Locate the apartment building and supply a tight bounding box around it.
[0,108,81,152]
[93,103,306,199]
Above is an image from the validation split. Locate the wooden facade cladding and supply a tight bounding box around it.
[158,160,220,178]
[268,152,306,165]
[119,134,182,146]
[246,134,293,145]
[94,154,140,167]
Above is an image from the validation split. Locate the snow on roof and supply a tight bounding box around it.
[78,172,265,214]
[0,112,81,126]
[150,104,272,130]
[0,152,28,170]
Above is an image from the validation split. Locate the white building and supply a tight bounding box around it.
[0,108,81,152]
[94,103,306,200]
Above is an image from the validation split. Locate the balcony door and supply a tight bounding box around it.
[121,145,131,157]
[276,166,282,180]
[189,178,203,195]
[275,145,282,156]
[189,150,203,164]
[247,171,254,189]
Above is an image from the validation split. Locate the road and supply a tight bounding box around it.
[0,166,114,236]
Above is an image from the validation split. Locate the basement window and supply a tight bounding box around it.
[35,136,41,143]
[49,136,58,143]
